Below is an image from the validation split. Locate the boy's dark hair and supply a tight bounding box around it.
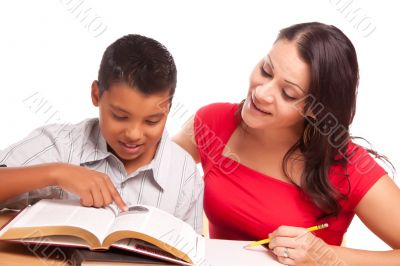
[97,34,177,99]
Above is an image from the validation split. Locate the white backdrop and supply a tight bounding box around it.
[1,0,399,251]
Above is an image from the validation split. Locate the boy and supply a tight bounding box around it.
[0,34,203,234]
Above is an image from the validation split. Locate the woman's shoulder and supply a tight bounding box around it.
[332,141,387,209]
[194,102,240,142]
[342,141,385,175]
[195,102,239,125]
[331,141,387,179]
[196,102,239,115]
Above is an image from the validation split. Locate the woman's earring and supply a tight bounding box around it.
[302,123,317,146]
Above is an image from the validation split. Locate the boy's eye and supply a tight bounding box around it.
[146,120,160,125]
[112,113,128,120]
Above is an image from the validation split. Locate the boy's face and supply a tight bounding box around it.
[91,81,171,170]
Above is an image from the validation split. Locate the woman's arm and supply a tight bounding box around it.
[330,174,400,265]
[355,175,400,249]
[268,175,400,265]
[172,115,201,163]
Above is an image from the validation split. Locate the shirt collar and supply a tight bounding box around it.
[80,119,112,164]
[130,130,171,190]
[81,119,172,190]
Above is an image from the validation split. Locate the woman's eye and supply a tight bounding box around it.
[260,66,272,78]
[282,90,297,101]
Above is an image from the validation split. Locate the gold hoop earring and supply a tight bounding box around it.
[302,124,317,146]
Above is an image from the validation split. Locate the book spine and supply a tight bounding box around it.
[69,250,85,266]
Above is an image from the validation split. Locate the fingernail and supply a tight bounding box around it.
[123,206,128,212]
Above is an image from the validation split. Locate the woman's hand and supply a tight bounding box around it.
[51,163,128,211]
[268,226,340,266]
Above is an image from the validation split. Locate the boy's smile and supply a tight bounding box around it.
[119,142,143,155]
[91,81,171,173]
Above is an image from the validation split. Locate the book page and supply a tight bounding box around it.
[113,239,192,266]
[70,248,178,266]
[107,205,205,264]
[1,199,116,244]
[14,235,89,248]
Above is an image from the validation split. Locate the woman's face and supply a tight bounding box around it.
[242,39,311,133]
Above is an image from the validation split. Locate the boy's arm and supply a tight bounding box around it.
[0,123,128,211]
[0,164,56,204]
[176,168,204,235]
[0,163,128,211]
[192,169,204,235]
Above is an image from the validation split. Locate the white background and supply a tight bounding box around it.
[0,0,399,251]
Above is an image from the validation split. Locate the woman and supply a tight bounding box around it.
[173,22,400,265]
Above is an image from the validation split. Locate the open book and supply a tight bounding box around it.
[0,199,205,266]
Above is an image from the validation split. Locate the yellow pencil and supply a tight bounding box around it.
[244,223,329,248]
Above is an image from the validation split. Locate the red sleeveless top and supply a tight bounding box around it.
[194,103,386,245]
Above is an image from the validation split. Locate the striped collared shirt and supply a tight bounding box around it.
[0,118,203,233]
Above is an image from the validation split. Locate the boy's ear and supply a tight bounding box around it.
[91,80,100,107]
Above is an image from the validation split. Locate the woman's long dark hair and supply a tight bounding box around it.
[281,22,359,217]
[240,22,393,217]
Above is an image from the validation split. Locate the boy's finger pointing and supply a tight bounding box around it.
[103,175,128,212]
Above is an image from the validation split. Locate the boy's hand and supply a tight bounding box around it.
[52,163,128,211]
